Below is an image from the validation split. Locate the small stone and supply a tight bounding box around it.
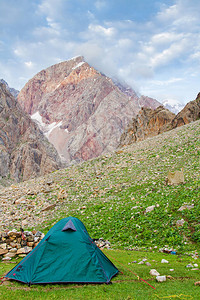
[27,242,34,247]
[24,246,32,253]
[150,269,160,276]
[41,204,56,212]
[156,275,166,282]
[0,243,7,250]
[178,204,194,211]
[176,219,185,227]
[186,264,193,268]
[35,231,42,237]
[40,233,45,239]
[161,259,169,263]
[2,257,11,261]
[21,219,28,227]
[0,249,8,255]
[9,248,17,253]
[170,269,174,272]
[4,252,16,258]
[17,248,26,254]
[14,197,26,204]
[145,205,155,213]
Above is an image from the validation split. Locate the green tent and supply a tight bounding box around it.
[5,217,119,285]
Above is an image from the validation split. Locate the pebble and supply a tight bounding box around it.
[161,259,169,263]
[150,269,160,276]
[156,275,166,282]
[186,264,193,268]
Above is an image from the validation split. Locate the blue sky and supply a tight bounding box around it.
[0,0,200,105]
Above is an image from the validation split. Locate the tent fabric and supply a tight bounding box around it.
[5,217,119,285]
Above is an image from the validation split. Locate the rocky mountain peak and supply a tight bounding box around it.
[17,57,161,164]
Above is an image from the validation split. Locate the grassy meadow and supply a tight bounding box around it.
[0,120,200,299]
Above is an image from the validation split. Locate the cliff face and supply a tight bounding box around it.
[18,56,161,164]
[171,93,200,128]
[0,83,61,182]
[119,106,175,146]
[119,93,200,147]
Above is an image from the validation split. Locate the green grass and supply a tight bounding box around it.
[32,120,200,254]
[0,250,199,299]
[0,121,200,299]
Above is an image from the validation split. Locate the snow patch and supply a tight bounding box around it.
[72,62,85,70]
[31,111,63,137]
[31,111,46,127]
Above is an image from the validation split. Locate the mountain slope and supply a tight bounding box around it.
[0,83,61,184]
[0,119,199,253]
[0,79,19,98]
[17,56,161,164]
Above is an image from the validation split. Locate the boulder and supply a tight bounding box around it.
[166,169,185,185]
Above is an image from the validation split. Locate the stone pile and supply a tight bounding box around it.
[0,229,44,261]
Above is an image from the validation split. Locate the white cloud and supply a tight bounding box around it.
[151,32,184,47]
[157,4,179,23]
[150,38,189,69]
[24,61,34,68]
[1,0,200,105]
[88,24,116,38]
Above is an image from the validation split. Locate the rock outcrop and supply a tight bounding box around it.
[119,106,175,146]
[119,93,200,147]
[0,83,61,183]
[18,56,161,164]
[171,93,200,128]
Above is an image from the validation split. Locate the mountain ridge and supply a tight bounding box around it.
[0,79,19,99]
[119,93,200,147]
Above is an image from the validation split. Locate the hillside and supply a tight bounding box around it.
[0,120,199,253]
